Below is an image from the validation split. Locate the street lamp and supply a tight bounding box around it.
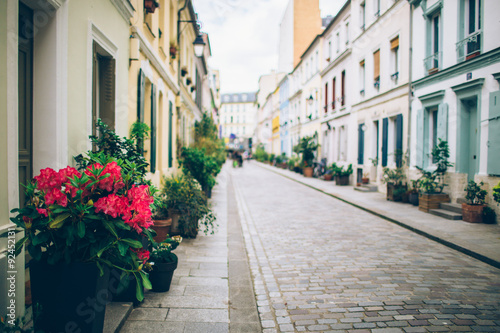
[193,34,206,58]
[306,95,314,105]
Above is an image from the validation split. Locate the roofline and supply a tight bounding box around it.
[320,0,351,37]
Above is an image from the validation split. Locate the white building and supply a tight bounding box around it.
[220,92,257,141]
[409,0,500,209]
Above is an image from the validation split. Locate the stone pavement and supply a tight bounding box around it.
[255,162,500,268]
[231,162,500,332]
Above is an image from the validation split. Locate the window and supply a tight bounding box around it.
[336,31,340,53]
[373,49,380,90]
[425,9,441,73]
[328,40,332,60]
[315,51,319,72]
[457,0,482,61]
[324,82,328,113]
[390,36,399,84]
[332,77,336,110]
[93,41,116,139]
[360,2,366,30]
[231,116,233,123]
[341,70,346,106]
[359,60,365,95]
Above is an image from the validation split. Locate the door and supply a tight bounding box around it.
[18,4,34,208]
[462,98,478,181]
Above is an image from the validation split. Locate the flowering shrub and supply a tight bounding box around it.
[11,153,155,301]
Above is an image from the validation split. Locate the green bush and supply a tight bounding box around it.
[293,136,319,167]
[464,180,487,205]
[180,147,220,193]
[254,144,269,162]
[193,112,226,168]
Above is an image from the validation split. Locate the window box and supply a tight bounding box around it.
[373,77,380,90]
[144,0,159,14]
[331,101,336,110]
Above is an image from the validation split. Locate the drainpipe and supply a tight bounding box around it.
[408,2,414,176]
[177,0,190,145]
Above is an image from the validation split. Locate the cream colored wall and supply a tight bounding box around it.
[67,0,130,158]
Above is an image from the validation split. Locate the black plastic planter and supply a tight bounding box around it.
[149,260,178,292]
[30,261,110,333]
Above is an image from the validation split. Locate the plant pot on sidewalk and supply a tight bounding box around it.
[303,167,313,177]
[168,208,181,235]
[149,260,178,292]
[30,261,110,333]
[361,177,369,184]
[324,174,333,181]
[418,193,450,212]
[409,191,419,206]
[462,203,485,223]
[151,218,172,243]
[335,175,349,186]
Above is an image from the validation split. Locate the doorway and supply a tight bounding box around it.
[460,97,478,181]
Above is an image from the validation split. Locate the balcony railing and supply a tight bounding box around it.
[423,52,442,74]
[456,30,482,62]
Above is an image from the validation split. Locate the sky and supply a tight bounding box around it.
[193,0,347,94]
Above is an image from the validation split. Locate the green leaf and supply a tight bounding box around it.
[14,236,28,257]
[49,213,71,229]
[117,242,129,256]
[135,275,145,302]
[121,238,143,248]
[103,220,118,238]
[140,271,152,290]
[32,232,50,246]
[96,261,104,277]
[77,220,85,238]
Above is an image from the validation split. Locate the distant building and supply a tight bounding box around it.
[220,93,257,143]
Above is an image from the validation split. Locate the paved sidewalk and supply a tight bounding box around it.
[255,161,500,269]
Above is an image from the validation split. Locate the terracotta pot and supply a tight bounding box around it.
[462,203,484,223]
[324,174,333,181]
[361,177,369,184]
[418,193,450,212]
[151,218,172,243]
[335,175,349,186]
[303,167,313,177]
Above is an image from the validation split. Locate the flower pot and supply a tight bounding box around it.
[361,177,369,184]
[335,175,349,186]
[409,192,419,206]
[151,218,172,243]
[387,183,407,202]
[169,46,177,59]
[303,167,313,177]
[324,174,333,181]
[418,193,450,212]
[30,261,110,333]
[168,208,181,235]
[462,203,484,223]
[149,260,178,292]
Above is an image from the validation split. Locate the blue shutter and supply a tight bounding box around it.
[487,91,500,175]
[382,117,388,167]
[416,109,424,168]
[395,114,403,167]
[168,101,173,168]
[150,84,157,173]
[358,124,365,165]
[437,103,448,141]
[137,69,145,122]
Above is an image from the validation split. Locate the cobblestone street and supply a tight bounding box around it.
[231,162,500,333]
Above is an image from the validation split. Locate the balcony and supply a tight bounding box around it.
[456,30,482,63]
[423,52,441,75]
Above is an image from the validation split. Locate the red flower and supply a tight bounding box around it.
[44,188,68,207]
[34,168,61,192]
[36,208,48,217]
[58,166,81,185]
[94,194,128,218]
[132,248,150,262]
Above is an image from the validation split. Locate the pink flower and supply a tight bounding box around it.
[132,248,150,262]
[58,166,81,185]
[34,168,61,192]
[94,194,129,218]
[36,208,48,217]
[45,188,68,207]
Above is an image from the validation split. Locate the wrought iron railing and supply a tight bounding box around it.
[423,52,441,74]
[456,30,482,62]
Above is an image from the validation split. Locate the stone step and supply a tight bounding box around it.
[103,302,133,333]
[440,202,462,214]
[354,185,378,192]
[429,208,462,220]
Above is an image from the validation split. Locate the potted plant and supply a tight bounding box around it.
[361,172,370,184]
[147,235,182,292]
[462,180,487,223]
[11,153,154,333]
[162,174,217,238]
[417,140,453,212]
[151,198,172,243]
[332,163,353,186]
[324,167,334,181]
[293,136,319,177]
[169,43,178,59]
[180,147,220,199]
[382,166,406,201]
[144,0,160,14]
[408,180,419,206]
[493,181,500,204]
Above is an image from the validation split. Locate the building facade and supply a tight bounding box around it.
[409,0,500,211]
[220,92,257,145]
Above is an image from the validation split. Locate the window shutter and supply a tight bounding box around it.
[373,49,380,79]
[487,91,500,175]
[332,77,336,108]
[325,82,328,109]
[341,71,345,105]
[150,84,157,173]
[395,114,403,167]
[416,109,424,168]
[391,36,399,50]
[382,117,388,166]
[137,69,146,122]
[168,101,173,168]
[437,103,448,141]
[99,57,116,130]
[358,124,365,165]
